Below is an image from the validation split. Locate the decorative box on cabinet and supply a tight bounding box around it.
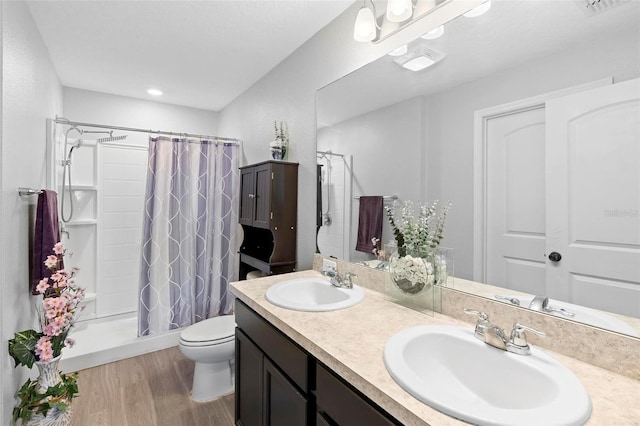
[239,161,298,279]
[235,300,401,426]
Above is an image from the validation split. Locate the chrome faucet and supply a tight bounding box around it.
[529,295,575,318]
[321,270,357,289]
[463,308,545,356]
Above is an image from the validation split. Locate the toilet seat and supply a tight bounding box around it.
[179,314,236,347]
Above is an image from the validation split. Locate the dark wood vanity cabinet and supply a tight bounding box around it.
[238,161,298,279]
[235,300,401,426]
[235,300,309,426]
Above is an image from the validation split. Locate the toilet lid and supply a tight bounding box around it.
[180,314,236,343]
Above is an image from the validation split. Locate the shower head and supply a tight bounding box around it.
[97,132,128,143]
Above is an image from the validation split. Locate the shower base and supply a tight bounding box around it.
[60,312,181,373]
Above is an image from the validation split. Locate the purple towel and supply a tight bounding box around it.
[31,190,62,294]
[355,196,383,253]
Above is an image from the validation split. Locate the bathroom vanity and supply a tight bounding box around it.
[235,299,399,426]
[231,270,640,425]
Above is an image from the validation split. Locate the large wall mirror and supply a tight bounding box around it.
[316,0,640,337]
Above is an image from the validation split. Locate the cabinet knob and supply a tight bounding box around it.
[248,194,255,198]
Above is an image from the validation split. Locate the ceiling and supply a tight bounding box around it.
[318,0,640,127]
[27,0,354,112]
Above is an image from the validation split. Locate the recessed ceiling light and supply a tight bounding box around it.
[388,45,408,56]
[401,55,436,72]
[463,0,491,17]
[147,88,163,96]
[421,25,444,40]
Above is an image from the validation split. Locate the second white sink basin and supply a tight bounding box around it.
[265,277,365,312]
[384,325,592,426]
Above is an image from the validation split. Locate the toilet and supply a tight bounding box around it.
[178,314,236,402]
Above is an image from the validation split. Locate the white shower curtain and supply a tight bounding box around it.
[138,136,239,336]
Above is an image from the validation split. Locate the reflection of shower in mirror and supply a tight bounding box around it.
[316,151,350,259]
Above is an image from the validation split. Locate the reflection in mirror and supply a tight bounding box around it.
[316,0,640,336]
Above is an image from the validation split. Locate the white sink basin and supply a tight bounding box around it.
[265,278,365,312]
[384,325,592,426]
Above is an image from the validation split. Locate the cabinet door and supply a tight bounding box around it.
[239,167,256,226]
[263,358,307,426]
[236,330,264,426]
[253,163,272,228]
[316,364,399,426]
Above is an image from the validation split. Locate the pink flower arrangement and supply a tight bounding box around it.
[9,242,85,367]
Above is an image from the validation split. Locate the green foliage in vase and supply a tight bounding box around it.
[12,372,78,423]
[385,200,452,258]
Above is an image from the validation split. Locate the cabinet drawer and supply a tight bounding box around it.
[316,363,399,426]
[235,300,308,392]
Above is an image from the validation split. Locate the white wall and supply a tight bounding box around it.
[317,97,424,262]
[1,1,64,422]
[63,87,219,136]
[218,2,459,271]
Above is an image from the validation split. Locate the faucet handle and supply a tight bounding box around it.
[463,308,489,321]
[463,309,490,340]
[509,323,545,351]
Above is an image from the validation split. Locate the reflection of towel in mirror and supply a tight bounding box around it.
[31,190,62,295]
[355,196,383,253]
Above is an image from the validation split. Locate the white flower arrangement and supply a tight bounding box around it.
[270,121,289,160]
[385,200,452,293]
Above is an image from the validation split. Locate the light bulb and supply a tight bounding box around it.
[388,45,408,56]
[354,6,377,42]
[421,25,444,40]
[386,0,413,22]
[463,0,491,17]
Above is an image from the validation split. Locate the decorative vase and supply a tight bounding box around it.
[388,253,432,294]
[270,140,287,160]
[27,357,73,426]
[388,249,449,295]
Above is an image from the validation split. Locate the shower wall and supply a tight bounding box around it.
[51,128,148,319]
[100,144,147,316]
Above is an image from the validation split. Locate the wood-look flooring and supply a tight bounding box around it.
[71,347,235,426]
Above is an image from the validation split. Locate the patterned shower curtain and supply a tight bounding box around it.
[138,136,239,336]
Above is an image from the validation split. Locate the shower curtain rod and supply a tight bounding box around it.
[316,150,344,157]
[54,116,240,145]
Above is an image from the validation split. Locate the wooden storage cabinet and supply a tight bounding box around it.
[235,300,401,426]
[239,161,298,278]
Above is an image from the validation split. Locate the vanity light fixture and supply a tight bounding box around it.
[147,88,163,96]
[354,0,379,42]
[421,25,444,40]
[388,44,408,56]
[463,0,491,17]
[386,0,414,22]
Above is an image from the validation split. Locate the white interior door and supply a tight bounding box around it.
[486,108,546,293]
[545,78,640,317]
